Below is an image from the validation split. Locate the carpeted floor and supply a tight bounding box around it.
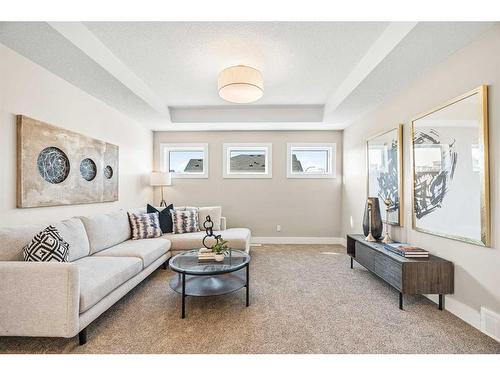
[1,244,499,354]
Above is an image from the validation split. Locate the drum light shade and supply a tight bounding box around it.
[218,65,264,104]
[150,172,171,187]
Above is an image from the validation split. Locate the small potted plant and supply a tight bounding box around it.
[212,237,229,262]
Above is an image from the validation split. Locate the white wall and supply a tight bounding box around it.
[154,131,343,239]
[0,44,153,227]
[342,24,500,329]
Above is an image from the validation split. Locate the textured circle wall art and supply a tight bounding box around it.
[80,158,97,181]
[104,165,114,179]
[37,147,70,184]
[18,115,119,207]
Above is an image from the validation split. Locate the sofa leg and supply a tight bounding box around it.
[79,328,87,345]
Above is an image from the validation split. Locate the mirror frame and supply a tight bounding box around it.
[410,85,490,247]
[366,124,404,226]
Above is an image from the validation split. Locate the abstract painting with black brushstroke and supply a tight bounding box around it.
[413,129,457,219]
[367,127,402,225]
[411,89,488,245]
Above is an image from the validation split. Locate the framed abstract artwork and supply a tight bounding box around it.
[17,115,119,208]
[411,86,490,246]
[366,125,403,226]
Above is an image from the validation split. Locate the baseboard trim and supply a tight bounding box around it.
[424,293,482,332]
[251,237,344,245]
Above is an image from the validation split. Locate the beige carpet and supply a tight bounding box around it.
[1,244,499,354]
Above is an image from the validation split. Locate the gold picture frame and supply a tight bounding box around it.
[366,124,404,226]
[411,85,490,247]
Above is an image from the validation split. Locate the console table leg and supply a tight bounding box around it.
[350,258,353,269]
[246,264,250,307]
[181,273,186,319]
[438,294,444,310]
[399,292,403,310]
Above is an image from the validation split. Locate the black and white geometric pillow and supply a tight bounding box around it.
[23,226,70,262]
[128,212,163,240]
[171,209,199,234]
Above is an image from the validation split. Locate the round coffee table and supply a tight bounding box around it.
[169,249,251,318]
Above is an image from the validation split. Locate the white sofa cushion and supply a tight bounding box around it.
[79,210,131,254]
[54,218,90,261]
[93,238,171,268]
[0,224,43,261]
[198,206,222,231]
[163,228,251,252]
[0,218,90,262]
[75,256,142,313]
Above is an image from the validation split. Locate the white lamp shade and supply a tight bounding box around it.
[218,65,264,104]
[150,172,171,186]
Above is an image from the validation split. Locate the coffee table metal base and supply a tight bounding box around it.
[169,266,250,318]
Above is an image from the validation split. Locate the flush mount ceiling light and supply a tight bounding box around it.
[218,65,264,104]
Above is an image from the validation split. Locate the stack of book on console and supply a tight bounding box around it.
[383,243,429,258]
[198,247,215,263]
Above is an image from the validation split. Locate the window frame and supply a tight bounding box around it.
[413,143,445,173]
[222,143,272,179]
[160,143,209,179]
[287,143,336,179]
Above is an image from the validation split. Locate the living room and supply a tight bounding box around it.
[1,1,499,372]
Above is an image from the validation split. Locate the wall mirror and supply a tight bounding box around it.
[367,125,403,226]
[411,85,490,246]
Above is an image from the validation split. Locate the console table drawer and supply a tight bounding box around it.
[355,242,374,269]
[374,255,402,290]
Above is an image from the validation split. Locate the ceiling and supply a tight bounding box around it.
[0,22,494,130]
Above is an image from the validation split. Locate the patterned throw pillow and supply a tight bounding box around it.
[171,209,199,234]
[23,226,69,262]
[147,204,174,233]
[128,212,163,240]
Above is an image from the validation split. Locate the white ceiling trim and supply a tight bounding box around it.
[48,22,170,119]
[169,105,324,123]
[152,122,343,132]
[323,22,418,123]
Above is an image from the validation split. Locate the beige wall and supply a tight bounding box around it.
[0,44,153,227]
[154,131,343,238]
[342,24,500,329]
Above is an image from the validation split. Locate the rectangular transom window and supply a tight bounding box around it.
[223,143,272,178]
[160,143,208,178]
[287,143,336,178]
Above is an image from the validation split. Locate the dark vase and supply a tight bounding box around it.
[363,197,383,240]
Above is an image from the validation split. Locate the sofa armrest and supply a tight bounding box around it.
[0,262,80,338]
[220,216,227,231]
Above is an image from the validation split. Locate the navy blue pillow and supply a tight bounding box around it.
[147,204,174,234]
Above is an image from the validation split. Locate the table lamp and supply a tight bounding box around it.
[150,172,172,207]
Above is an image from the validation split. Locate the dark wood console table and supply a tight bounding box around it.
[347,234,454,310]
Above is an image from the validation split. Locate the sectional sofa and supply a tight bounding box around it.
[0,208,251,345]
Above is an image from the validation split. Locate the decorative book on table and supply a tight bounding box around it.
[383,243,429,258]
[198,247,216,263]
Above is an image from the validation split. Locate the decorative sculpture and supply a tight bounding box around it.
[202,215,222,249]
[382,198,395,244]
